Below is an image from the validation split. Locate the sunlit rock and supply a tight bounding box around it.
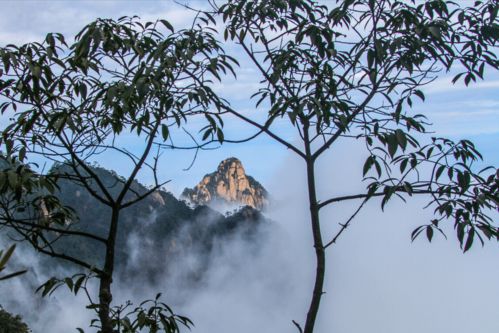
[182,157,269,210]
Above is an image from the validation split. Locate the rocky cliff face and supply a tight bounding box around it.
[182,157,269,210]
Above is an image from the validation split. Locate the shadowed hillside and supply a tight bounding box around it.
[45,162,271,283]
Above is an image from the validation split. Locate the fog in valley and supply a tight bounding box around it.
[1,142,498,333]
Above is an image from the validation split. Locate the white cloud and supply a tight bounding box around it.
[424,77,499,95]
[0,1,196,45]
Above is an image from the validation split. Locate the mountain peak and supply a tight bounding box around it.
[216,157,243,174]
[182,158,269,210]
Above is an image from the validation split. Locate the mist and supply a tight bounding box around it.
[1,142,498,333]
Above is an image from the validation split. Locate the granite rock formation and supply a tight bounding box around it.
[182,157,269,210]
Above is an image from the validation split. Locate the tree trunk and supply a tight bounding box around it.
[98,274,113,333]
[98,207,119,333]
[303,125,326,333]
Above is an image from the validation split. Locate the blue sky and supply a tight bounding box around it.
[0,0,287,194]
[0,0,496,194]
[0,2,498,333]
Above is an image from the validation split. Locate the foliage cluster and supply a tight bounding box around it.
[0,306,31,333]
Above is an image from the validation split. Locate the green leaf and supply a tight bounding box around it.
[411,226,425,241]
[463,228,474,252]
[0,269,27,281]
[160,19,174,33]
[363,156,374,176]
[435,165,446,181]
[18,147,26,162]
[80,83,87,100]
[74,275,86,295]
[369,70,377,84]
[395,129,407,150]
[426,226,434,242]
[400,158,408,173]
[161,124,169,140]
[0,244,16,268]
[216,128,224,143]
[64,277,74,291]
[413,89,425,101]
[202,129,212,141]
[374,159,382,177]
[387,134,398,157]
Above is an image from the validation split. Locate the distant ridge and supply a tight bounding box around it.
[40,162,271,282]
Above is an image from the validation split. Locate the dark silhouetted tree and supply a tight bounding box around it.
[191,1,499,332]
[0,16,234,333]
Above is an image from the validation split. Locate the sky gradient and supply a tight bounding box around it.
[0,0,497,192]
